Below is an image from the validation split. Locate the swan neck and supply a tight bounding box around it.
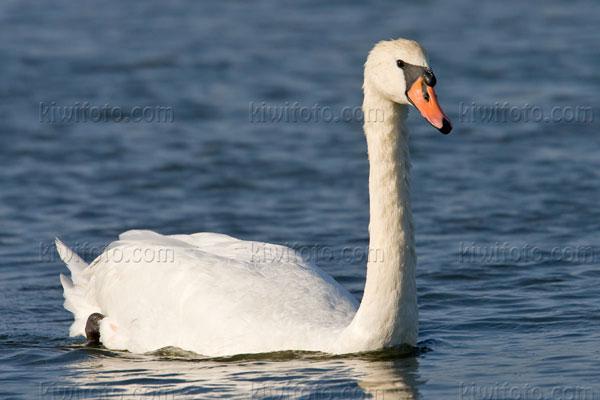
[340,88,418,350]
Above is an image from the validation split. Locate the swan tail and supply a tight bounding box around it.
[56,239,101,338]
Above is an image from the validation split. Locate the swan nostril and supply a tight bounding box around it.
[421,81,430,102]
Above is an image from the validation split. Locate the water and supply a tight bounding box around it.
[1,0,599,398]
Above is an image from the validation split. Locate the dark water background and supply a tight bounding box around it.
[1,0,599,399]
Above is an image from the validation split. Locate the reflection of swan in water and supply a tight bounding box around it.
[356,357,421,399]
[54,347,421,399]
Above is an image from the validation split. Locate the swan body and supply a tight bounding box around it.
[58,232,358,355]
[58,38,452,356]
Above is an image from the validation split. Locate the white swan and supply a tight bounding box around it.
[58,38,452,357]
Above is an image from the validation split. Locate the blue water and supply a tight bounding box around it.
[1,0,599,399]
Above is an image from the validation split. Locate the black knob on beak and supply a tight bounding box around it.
[423,68,436,87]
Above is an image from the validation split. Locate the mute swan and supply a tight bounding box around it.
[58,38,452,356]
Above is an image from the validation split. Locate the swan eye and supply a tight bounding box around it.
[396,60,405,69]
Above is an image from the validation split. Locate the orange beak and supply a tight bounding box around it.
[406,77,452,134]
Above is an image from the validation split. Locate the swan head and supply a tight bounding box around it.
[365,38,452,134]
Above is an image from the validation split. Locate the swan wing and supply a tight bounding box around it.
[79,230,357,356]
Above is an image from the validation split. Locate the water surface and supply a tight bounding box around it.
[1,0,599,398]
